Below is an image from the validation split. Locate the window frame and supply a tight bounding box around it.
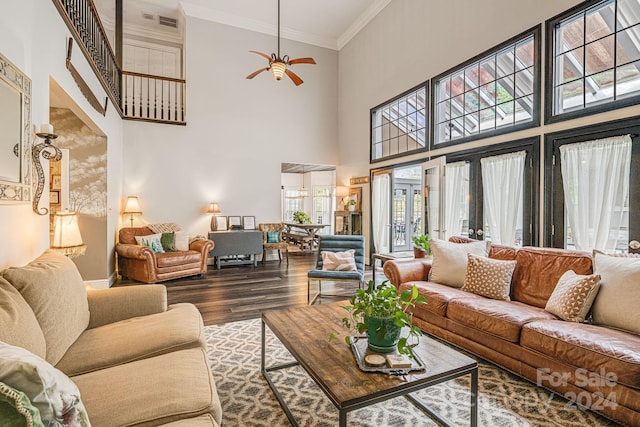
[545,0,640,124]
[430,25,541,149]
[370,81,429,164]
[543,116,640,250]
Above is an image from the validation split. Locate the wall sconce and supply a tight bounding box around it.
[123,196,142,227]
[33,124,63,215]
[51,210,86,258]
[207,202,221,230]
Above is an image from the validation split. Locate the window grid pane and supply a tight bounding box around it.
[434,33,535,145]
[552,0,640,116]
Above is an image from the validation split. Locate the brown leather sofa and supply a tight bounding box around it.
[383,238,640,426]
[116,227,214,283]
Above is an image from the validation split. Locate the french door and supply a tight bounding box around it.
[423,138,539,246]
[392,181,422,251]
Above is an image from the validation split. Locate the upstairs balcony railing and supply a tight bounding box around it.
[122,72,186,124]
[52,0,186,124]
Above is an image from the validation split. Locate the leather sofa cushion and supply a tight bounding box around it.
[447,298,557,342]
[119,226,154,245]
[0,276,46,359]
[511,247,592,308]
[521,320,640,389]
[2,250,90,366]
[55,303,203,376]
[156,251,201,267]
[398,281,483,316]
[448,236,517,260]
[72,347,222,427]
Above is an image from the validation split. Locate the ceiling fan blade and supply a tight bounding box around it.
[249,51,273,61]
[287,57,316,65]
[246,67,269,79]
[285,69,304,86]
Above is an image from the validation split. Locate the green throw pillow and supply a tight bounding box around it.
[161,232,176,252]
[267,232,280,243]
[0,382,43,427]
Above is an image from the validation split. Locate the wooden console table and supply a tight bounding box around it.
[208,230,263,269]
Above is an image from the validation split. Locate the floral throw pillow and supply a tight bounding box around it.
[135,233,165,253]
[0,342,91,426]
[461,253,516,301]
[0,381,43,426]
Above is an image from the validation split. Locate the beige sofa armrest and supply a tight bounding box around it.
[115,243,155,261]
[86,285,167,329]
[383,258,433,288]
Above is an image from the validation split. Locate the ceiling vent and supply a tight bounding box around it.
[159,16,178,28]
[142,12,154,20]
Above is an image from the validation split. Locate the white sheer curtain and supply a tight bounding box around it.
[372,173,391,254]
[560,135,631,252]
[481,151,526,245]
[444,162,468,239]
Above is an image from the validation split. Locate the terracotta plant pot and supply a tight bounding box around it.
[413,247,426,258]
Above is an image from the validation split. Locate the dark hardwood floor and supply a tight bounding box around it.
[115,250,378,326]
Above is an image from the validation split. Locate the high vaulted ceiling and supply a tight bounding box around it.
[94,0,391,50]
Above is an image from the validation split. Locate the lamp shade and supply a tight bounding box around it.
[207,202,221,214]
[52,211,86,258]
[271,62,286,80]
[123,196,142,214]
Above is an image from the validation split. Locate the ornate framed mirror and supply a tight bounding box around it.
[0,52,31,203]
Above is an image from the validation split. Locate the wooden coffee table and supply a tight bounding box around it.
[261,302,478,426]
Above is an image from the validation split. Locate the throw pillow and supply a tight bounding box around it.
[322,250,357,272]
[267,232,280,243]
[461,253,516,300]
[147,222,181,233]
[160,232,176,252]
[174,231,190,251]
[135,233,165,253]
[545,270,601,322]
[591,250,640,334]
[0,342,90,427]
[429,239,491,288]
[2,250,90,366]
[0,381,43,427]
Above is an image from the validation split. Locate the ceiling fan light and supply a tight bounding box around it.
[271,62,286,80]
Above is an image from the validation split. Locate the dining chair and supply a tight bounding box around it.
[258,223,289,265]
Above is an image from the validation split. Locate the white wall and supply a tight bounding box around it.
[122,17,339,236]
[0,0,124,276]
[337,0,640,255]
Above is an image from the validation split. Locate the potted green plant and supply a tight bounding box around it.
[331,280,427,357]
[292,211,311,224]
[411,233,430,258]
[347,199,357,211]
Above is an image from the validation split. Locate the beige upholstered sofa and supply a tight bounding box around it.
[0,250,222,426]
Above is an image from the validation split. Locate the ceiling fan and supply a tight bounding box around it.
[246,0,316,86]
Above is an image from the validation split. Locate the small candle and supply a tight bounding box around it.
[39,123,54,134]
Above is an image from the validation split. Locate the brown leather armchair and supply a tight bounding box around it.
[116,227,214,283]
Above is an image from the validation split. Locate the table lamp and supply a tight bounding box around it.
[123,196,142,227]
[207,202,221,231]
[51,211,87,258]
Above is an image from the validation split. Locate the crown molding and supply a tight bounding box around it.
[337,0,392,50]
[180,1,338,50]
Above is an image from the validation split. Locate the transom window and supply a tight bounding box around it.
[433,27,539,146]
[371,85,428,162]
[547,0,640,122]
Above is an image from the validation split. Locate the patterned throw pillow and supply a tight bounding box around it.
[160,232,176,251]
[0,381,43,426]
[147,222,181,233]
[0,342,91,426]
[591,250,640,334]
[134,233,165,253]
[429,239,491,288]
[266,232,280,243]
[462,253,516,300]
[322,250,357,272]
[545,270,601,322]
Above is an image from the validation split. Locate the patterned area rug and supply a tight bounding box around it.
[204,319,618,427]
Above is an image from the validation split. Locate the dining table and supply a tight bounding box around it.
[283,222,327,249]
